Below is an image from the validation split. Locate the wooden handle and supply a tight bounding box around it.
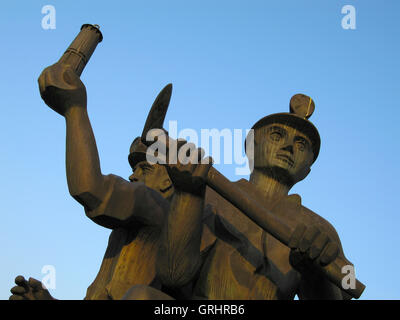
[206,167,365,299]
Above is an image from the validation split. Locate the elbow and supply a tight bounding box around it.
[72,191,102,211]
[68,174,107,211]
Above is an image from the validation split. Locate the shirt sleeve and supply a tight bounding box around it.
[84,174,169,229]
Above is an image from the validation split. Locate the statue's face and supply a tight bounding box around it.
[129,162,174,199]
[253,123,314,184]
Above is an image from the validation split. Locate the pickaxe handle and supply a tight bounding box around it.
[206,168,365,299]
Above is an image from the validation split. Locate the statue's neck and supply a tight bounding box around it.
[249,169,291,203]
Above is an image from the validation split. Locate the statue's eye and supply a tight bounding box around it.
[295,138,308,151]
[135,162,154,174]
[268,126,287,143]
[141,163,154,173]
[296,141,305,151]
[270,131,283,142]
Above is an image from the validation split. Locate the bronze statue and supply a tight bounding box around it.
[10,24,217,301]
[9,25,365,300]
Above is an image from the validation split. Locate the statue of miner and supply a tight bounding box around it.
[9,63,212,300]
[156,94,358,300]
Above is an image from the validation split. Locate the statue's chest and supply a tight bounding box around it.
[205,201,301,299]
[195,237,279,299]
[197,209,279,299]
[106,226,160,299]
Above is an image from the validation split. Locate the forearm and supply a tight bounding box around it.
[65,106,105,210]
[157,191,204,288]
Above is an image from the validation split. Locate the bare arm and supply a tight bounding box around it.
[38,63,168,228]
[65,106,104,209]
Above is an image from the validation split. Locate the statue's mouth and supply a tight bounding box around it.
[275,153,294,167]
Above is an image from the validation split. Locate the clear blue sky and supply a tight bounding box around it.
[0,0,398,299]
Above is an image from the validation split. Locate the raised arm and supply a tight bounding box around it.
[38,63,168,229]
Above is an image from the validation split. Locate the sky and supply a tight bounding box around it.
[0,0,399,300]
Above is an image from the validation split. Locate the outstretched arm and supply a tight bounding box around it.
[38,63,168,228]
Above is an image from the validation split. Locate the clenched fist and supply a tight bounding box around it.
[9,275,55,300]
[38,63,87,116]
[288,223,339,275]
[165,142,213,197]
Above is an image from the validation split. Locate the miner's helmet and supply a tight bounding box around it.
[128,129,169,169]
[128,137,148,170]
[246,94,321,163]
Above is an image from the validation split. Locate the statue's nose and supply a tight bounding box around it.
[281,144,294,154]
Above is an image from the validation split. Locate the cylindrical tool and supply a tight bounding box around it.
[58,24,103,76]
